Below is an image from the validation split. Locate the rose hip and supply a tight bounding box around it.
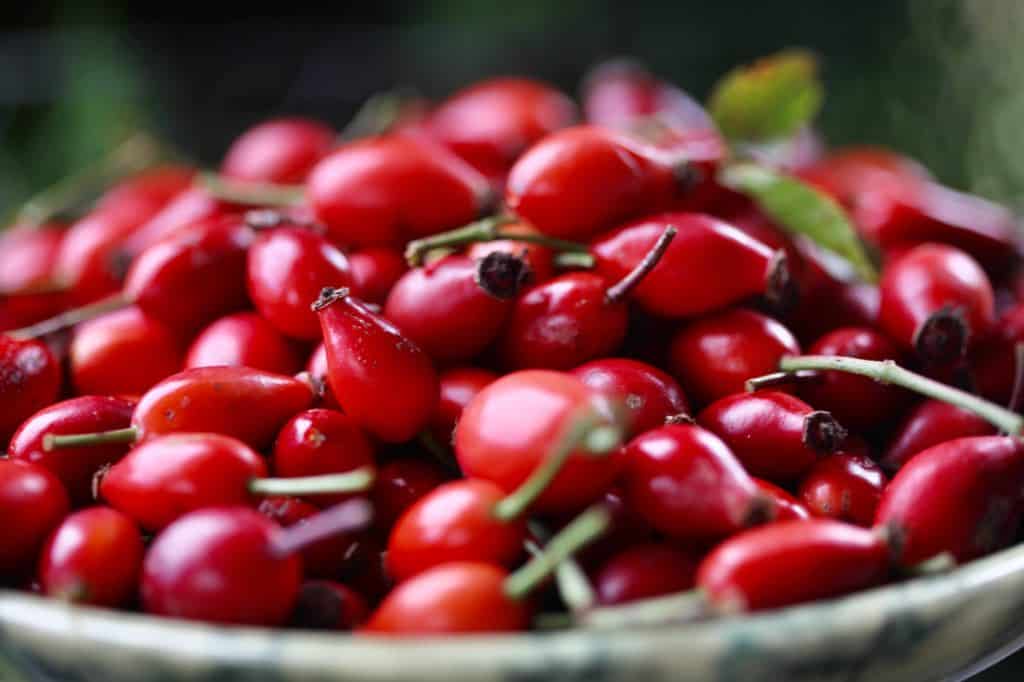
[571,358,689,436]
[8,396,135,506]
[290,580,368,630]
[348,247,407,304]
[247,225,354,340]
[669,309,800,406]
[222,118,335,184]
[754,479,811,521]
[621,422,772,541]
[185,312,306,375]
[798,453,887,527]
[698,391,846,483]
[429,367,498,447]
[371,458,448,530]
[316,287,438,443]
[878,243,995,365]
[38,507,143,607]
[875,436,1024,565]
[697,519,891,612]
[258,496,364,579]
[70,306,183,396]
[880,400,997,473]
[0,460,70,581]
[0,335,61,445]
[594,543,699,606]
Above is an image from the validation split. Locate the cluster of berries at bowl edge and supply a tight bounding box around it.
[3,50,1024,635]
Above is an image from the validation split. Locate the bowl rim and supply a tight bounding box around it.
[3,538,1024,680]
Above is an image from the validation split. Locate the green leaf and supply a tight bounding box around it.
[720,162,878,283]
[708,49,824,143]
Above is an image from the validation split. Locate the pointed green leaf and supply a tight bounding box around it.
[720,162,878,283]
[708,49,824,143]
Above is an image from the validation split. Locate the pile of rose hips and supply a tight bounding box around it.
[2,51,1024,636]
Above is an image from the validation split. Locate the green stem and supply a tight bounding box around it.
[744,370,820,392]
[339,90,417,142]
[44,427,139,451]
[491,412,623,522]
[8,292,130,340]
[503,504,611,601]
[248,467,375,497]
[553,252,596,269]
[13,132,176,228]
[528,521,597,613]
[404,216,589,267]
[1009,343,1024,415]
[200,173,305,207]
[269,498,374,558]
[580,588,709,629]
[604,226,676,303]
[776,355,1024,436]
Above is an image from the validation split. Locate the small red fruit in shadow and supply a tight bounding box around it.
[798,453,888,527]
[593,543,699,606]
[221,117,335,184]
[0,460,70,581]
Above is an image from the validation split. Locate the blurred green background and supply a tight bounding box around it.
[4,0,1024,215]
[2,0,1024,678]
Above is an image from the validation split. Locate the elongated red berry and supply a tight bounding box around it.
[571,358,689,436]
[798,453,887,527]
[222,117,335,184]
[880,400,996,473]
[0,335,61,445]
[0,460,70,581]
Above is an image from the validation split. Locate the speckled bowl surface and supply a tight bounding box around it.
[3,541,1024,682]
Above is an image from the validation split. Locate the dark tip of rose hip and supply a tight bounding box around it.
[290,582,344,630]
[743,493,777,527]
[311,287,351,312]
[106,249,134,281]
[91,463,112,502]
[876,521,906,565]
[802,410,848,453]
[475,185,500,218]
[664,413,696,426]
[672,162,703,193]
[763,250,799,315]
[913,306,969,366]
[474,251,532,300]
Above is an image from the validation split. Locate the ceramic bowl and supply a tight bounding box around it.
[4,541,1024,682]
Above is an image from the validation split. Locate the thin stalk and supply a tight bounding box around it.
[404,216,589,267]
[44,427,138,451]
[553,252,596,269]
[13,132,175,228]
[528,521,597,613]
[604,226,677,303]
[503,504,611,601]
[200,173,305,207]
[775,355,1024,436]
[8,292,130,340]
[248,467,375,497]
[745,370,820,392]
[491,412,623,522]
[339,90,417,142]
[269,498,374,558]
[1009,343,1024,415]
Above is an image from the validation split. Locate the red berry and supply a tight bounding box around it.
[55,210,142,305]
[796,327,910,431]
[582,59,713,132]
[505,125,689,241]
[697,519,890,612]
[878,243,995,364]
[875,436,1024,565]
[429,77,578,178]
[0,335,61,446]
[0,225,68,324]
[308,136,490,249]
[880,400,997,473]
[753,478,811,521]
[247,226,354,340]
[429,367,499,447]
[257,496,363,580]
[698,391,846,483]
[455,370,623,515]
[363,561,530,635]
[669,309,800,405]
[621,422,770,541]
[141,507,302,626]
[133,366,315,448]
[100,433,267,531]
[185,312,306,375]
[591,212,792,318]
[290,580,368,630]
[222,118,335,184]
[0,460,70,581]
[70,306,183,397]
[271,409,376,507]
[348,247,407,304]
[38,507,143,607]
[95,166,195,222]
[384,254,522,363]
[798,453,887,527]
[571,358,689,436]
[8,396,135,506]
[466,222,555,284]
[316,288,438,443]
[371,458,448,530]
[594,543,699,606]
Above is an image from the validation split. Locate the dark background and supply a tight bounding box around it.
[2,0,1024,679]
